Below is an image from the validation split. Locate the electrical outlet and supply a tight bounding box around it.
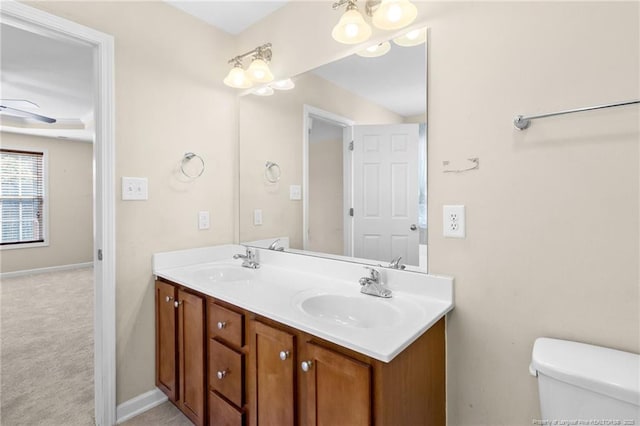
[443,205,465,238]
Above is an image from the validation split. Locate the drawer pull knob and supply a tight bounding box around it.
[217,321,226,330]
[301,360,313,372]
[216,369,228,380]
[165,296,174,303]
[174,300,182,308]
[279,350,290,361]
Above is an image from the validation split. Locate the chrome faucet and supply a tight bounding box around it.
[268,238,285,251]
[359,267,392,298]
[233,247,260,269]
[388,256,406,270]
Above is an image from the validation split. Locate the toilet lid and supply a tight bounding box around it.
[530,337,640,406]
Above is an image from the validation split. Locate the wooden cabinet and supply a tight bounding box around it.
[208,300,247,426]
[299,342,371,426]
[156,278,445,426]
[155,280,206,426]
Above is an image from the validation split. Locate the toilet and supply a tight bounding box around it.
[530,337,640,423]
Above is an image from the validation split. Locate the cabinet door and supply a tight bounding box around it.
[178,289,206,426]
[300,342,371,426]
[155,280,177,401]
[250,321,295,426]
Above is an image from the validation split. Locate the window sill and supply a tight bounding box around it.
[0,241,50,251]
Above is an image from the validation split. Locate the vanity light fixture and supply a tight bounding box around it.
[356,41,391,57]
[224,43,274,88]
[331,0,372,44]
[393,27,426,46]
[332,0,418,44]
[371,0,417,30]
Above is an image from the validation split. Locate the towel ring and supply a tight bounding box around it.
[264,161,281,183]
[181,152,205,179]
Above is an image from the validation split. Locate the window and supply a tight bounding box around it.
[0,148,46,247]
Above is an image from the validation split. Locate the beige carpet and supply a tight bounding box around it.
[0,267,94,426]
[120,402,192,426]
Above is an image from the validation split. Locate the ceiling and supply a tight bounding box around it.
[0,23,94,142]
[165,1,289,35]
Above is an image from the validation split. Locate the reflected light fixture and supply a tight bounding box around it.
[224,43,274,88]
[393,27,426,46]
[332,0,372,44]
[371,0,417,30]
[356,41,391,57]
[252,86,275,96]
[271,78,295,90]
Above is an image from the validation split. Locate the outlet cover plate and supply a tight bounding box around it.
[443,205,465,238]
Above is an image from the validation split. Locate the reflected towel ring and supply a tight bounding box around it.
[181,152,205,179]
[264,161,281,183]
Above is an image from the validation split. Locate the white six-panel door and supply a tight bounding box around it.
[352,124,419,265]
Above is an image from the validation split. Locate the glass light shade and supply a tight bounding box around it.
[223,66,253,89]
[271,78,295,90]
[246,58,274,83]
[372,0,417,30]
[393,27,426,47]
[356,41,391,58]
[332,8,372,44]
[252,86,275,96]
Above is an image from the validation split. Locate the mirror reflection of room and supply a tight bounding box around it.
[239,33,426,269]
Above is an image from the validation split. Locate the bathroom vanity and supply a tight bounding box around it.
[153,245,453,426]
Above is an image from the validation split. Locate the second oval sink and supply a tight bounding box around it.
[299,294,402,328]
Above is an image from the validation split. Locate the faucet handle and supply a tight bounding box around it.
[363,266,380,281]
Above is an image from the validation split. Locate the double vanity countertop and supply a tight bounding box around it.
[153,244,454,363]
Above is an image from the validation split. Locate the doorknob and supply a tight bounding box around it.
[410,224,417,231]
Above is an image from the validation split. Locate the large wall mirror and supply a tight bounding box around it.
[239,32,427,272]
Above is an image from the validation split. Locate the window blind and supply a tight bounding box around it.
[0,149,45,245]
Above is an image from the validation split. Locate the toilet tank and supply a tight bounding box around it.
[530,338,640,423]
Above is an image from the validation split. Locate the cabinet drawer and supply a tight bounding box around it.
[209,339,244,407]
[209,391,244,426]
[208,302,244,348]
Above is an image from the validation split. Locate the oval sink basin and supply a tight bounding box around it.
[193,266,252,282]
[299,294,402,328]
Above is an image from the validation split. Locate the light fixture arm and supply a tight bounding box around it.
[333,0,381,16]
[227,43,272,65]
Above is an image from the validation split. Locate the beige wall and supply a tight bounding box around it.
[27,1,238,403]
[308,136,343,255]
[239,72,402,248]
[25,2,639,422]
[238,1,639,425]
[0,133,93,272]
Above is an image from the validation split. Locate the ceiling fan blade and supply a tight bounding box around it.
[0,105,57,124]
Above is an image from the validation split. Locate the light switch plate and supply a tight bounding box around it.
[122,177,148,200]
[289,185,302,201]
[254,209,263,226]
[198,211,210,230]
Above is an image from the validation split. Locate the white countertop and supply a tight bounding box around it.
[153,245,454,363]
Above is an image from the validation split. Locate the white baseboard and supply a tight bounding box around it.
[0,261,94,279]
[116,387,168,424]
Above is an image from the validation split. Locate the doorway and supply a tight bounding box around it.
[0,2,116,425]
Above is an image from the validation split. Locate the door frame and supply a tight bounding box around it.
[302,105,354,252]
[0,2,117,425]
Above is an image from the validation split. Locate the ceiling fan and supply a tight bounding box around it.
[0,99,57,124]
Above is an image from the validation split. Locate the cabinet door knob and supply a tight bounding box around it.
[301,360,313,372]
[174,300,182,308]
[216,369,227,380]
[217,321,226,330]
[165,296,174,303]
[279,350,290,361]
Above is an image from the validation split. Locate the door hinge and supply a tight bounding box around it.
[97,249,103,261]
[348,141,354,151]
[349,208,354,217]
